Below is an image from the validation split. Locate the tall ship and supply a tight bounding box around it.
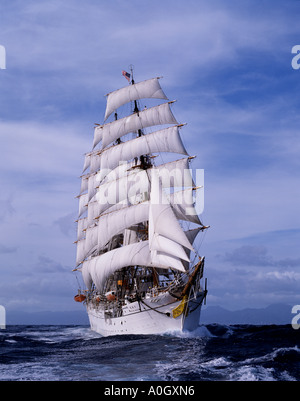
[74,69,209,336]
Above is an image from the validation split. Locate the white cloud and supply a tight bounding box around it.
[0,120,86,176]
[264,271,300,281]
[3,0,298,89]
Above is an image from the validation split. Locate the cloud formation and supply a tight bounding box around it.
[223,245,300,268]
[0,0,299,314]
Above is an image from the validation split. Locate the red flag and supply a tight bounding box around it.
[122,70,131,82]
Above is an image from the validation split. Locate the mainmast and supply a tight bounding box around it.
[129,66,152,169]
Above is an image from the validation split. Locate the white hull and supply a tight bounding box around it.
[86,291,205,336]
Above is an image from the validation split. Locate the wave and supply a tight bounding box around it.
[1,325,98,345]
[244,346,300,365]
[0,324,298,381]
[162,325,215,339]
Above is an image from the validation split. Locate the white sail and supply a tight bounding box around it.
[87,173,99,201]
[85,224,98,255]
[81,262,93,291]
[86,158,136,181]
[78,190,201,265]
[158,158,195,189]
[169,188,202,225]
[77,217,87,241]
[82,154,91,173]
[104,78,168,121]
[78,193,88,218]
[96,202,149,251]
[149,170,194,252]
[80,175,89,194]
[182,227,203,269]
[102,161,136,184]
[92,158,194,217]
[96,126,188,179]
[185,227,203,245]
[101,197,134,216]
[87,200,101,226]
[90,152,101,174]
[150,234,190,262]
[80,190,200,263]
[93,169,148,216]
[76,238,86,266]
[149,199,194,251]
[78,202,148,263]
[87,150,194,186]
[78,157,195,222]
[98,189,200,227]
[93,102,178,149]
[80,240,186,291]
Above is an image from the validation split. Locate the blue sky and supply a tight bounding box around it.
[0,0,299,316]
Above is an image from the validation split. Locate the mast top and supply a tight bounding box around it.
[129,64,134,84]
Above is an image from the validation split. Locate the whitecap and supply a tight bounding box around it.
[244,345,300,365]
[16,326,100,344]
[162,325,215,338]
[201,357,231,368]
[229,365,276,381]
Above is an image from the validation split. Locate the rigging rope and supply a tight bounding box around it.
[139,297,172,317]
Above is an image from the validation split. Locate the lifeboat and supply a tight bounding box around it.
[74,294,86,302]
[105,291,116,301]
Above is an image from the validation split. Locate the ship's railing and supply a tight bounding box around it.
[84,272,188,305]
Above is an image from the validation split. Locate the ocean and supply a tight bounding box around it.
[0,324,299,382]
